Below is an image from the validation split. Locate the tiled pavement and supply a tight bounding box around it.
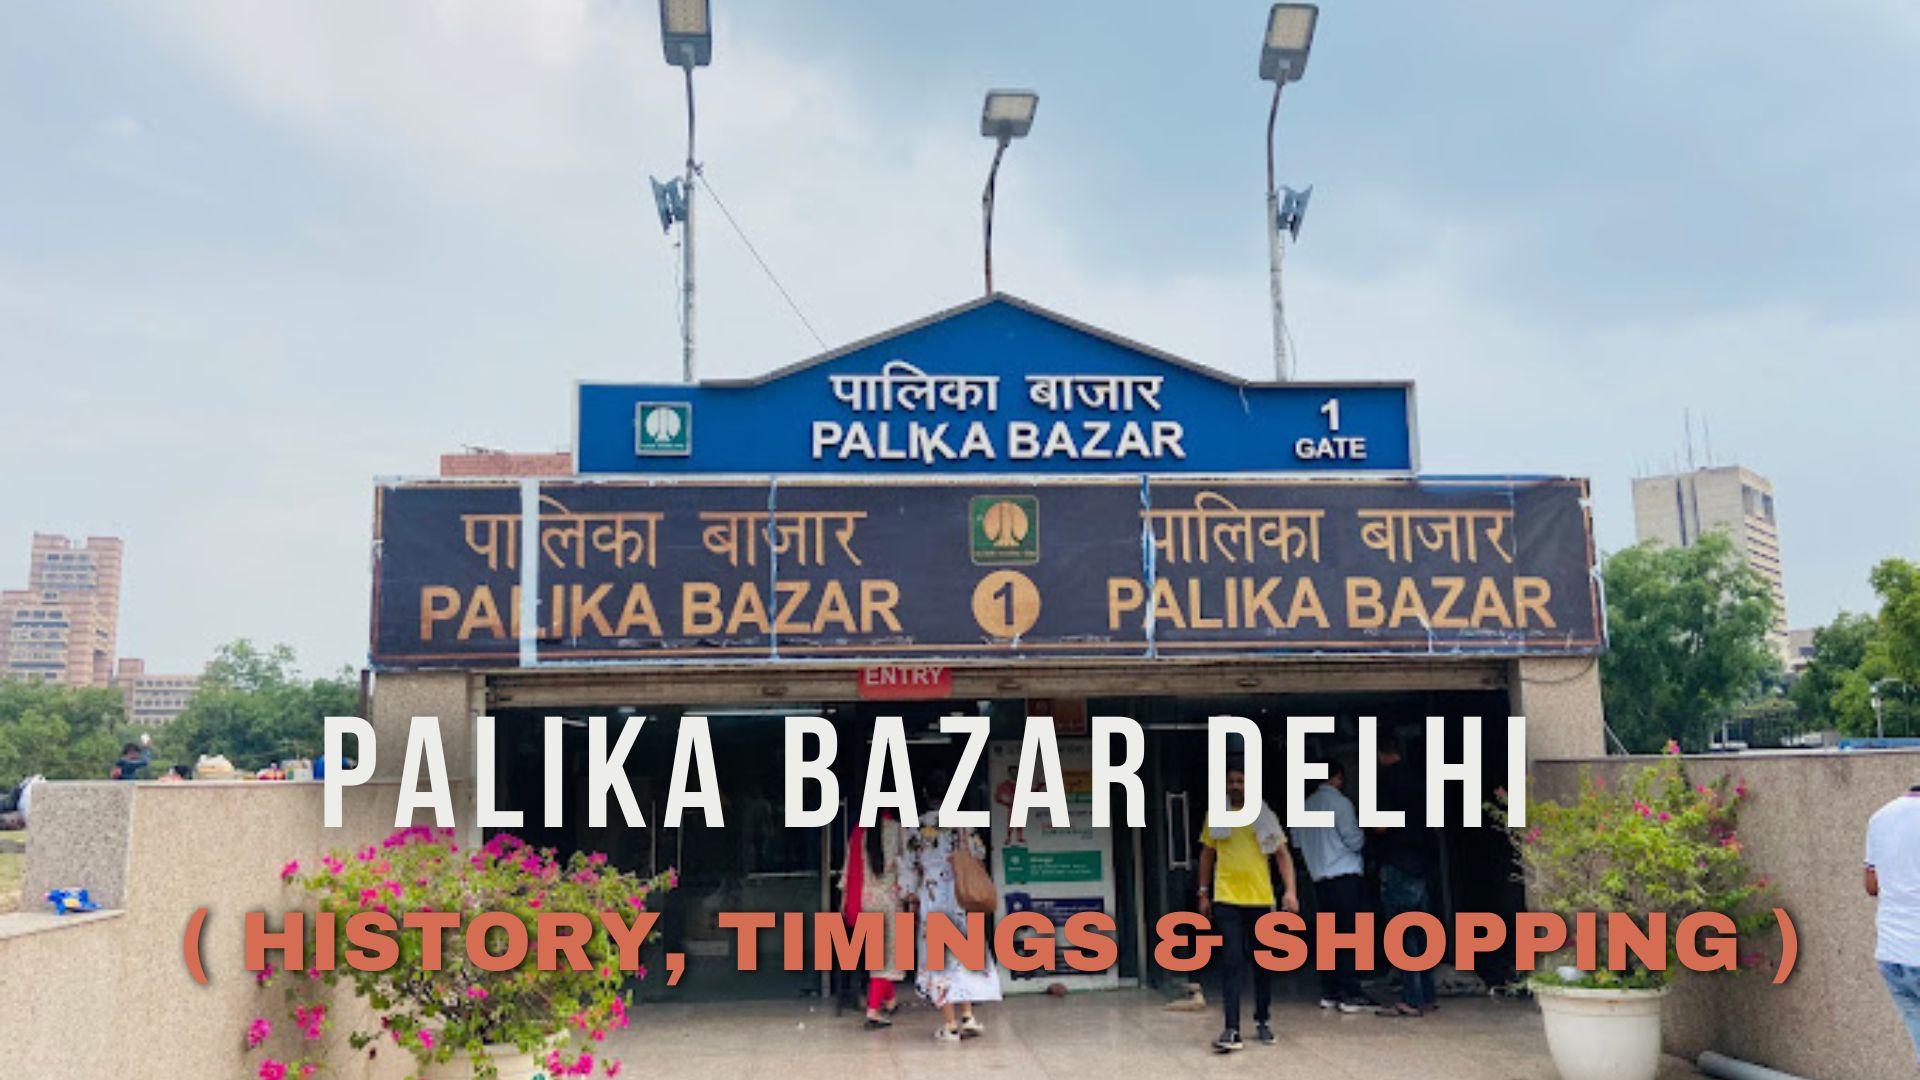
[607,989,1704,1079]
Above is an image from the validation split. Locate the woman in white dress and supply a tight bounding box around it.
[898,800,1002,1042]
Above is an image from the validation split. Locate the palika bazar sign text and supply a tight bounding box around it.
[369,477,1599,667]
[574,296,1415,475]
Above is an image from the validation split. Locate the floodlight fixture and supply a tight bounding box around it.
[1260,4,1318,82]
[980,90,1038,143]
[659,0,712,68]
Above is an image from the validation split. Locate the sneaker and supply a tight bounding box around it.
[864,1016,892,1030]
[1335,998,1369,1014]
[1318,997,1339,1011]
[935,1025,962,1043]
[1212,1028,1243,1053]
[958,1016,985,1038]
[1255,1023,1276,1045]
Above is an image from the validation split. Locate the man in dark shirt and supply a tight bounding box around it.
[110,736,152,781]
[1371,733,1435,1016]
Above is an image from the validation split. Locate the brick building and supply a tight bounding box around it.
[0,534,124,687]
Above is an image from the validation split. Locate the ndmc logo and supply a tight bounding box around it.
[969,495,1040,566]
[634,402,692,457]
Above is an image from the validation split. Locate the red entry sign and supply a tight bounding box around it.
[858,665,953,700]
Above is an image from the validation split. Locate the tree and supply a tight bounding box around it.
[1600,532,1778,752]
[1789,612,1880,732]
[1872,558,1920,688]
[157,640,357,771]
[0,680,130,786]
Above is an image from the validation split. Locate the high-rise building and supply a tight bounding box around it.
[114,657,200,726]
[0,534,124,687]
[1631,465,1788,653]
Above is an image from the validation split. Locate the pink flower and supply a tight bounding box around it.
[280,860,300,882]
[359,888,379,906]
[383,879,403,900]
[466,986,489,1000]
[321,855,344,875]
[255,964,277,986]
[605,1062,622,1078]
[419,1031,436,1051]
[626,895,644,909]
[1493,786,1507,800]
[1664,739,1681,755]
[300,1066,317,1078]
[247,1018,273,1049]
[588,852,608,866]
[259,1060,287,1080]
[1657,811,1671,823]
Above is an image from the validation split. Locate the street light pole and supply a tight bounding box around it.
[680,65,697,384]
[658,0,711,383]
[1257,3,1318,383]
[1265,81,1289,381]
[983,137,1008,295]
[979,90,1038,297]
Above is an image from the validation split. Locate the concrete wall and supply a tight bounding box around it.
[0,667,481,1075]
[1534,749,1920,1080]
[1510,656,1606,761]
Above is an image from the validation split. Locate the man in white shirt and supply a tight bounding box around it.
[1295,761,1368,1012]
[1868,784,1920,1063]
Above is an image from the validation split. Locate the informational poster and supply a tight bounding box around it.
[987,738,1120,993]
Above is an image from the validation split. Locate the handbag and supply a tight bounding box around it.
[950,835,997,915]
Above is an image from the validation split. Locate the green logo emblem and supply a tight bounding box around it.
[634,402,691,456]
[969,495,1039,565]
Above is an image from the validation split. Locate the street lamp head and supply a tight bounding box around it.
[981,90,1039,143]
[660,0,712,68]
[1260,3,1318,83]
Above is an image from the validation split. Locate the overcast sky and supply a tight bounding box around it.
[3,1,1917,674]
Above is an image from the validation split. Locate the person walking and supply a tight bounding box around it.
[1867,783,1920,1062]
[898,776,1002,1043]
[1294,761,1369,1012]
[841,811,906,1030]
[1197,761,1299,1052]
[1371,734,1435,1017]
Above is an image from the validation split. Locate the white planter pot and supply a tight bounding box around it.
[414,1044,548,1080]
[1532,983,1668,1080]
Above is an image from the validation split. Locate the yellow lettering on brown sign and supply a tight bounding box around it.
[1346,577,1384,630]
[1516,576,1555,628]
[421,586,461,641]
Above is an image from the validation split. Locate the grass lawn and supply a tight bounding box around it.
[0,848,24,914]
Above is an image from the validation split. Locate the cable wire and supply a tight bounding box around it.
[693,167,828,350]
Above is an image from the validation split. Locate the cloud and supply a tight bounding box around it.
[7,1,1914,671]
[99,114,145,139]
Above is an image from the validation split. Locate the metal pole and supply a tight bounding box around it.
[1265,81,1290,381]
[982,138,1008,295]
[681,64,697,384]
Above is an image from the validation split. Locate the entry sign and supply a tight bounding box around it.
[858,665,952,700]
[577,295,1416,475]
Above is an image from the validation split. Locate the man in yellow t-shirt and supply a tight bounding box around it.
[1197,762,1299,1053]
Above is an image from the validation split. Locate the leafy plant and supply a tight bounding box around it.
[247,827,675,1079]
[1498,748,1775,989]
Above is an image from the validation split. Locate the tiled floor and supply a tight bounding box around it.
[608,989,1704,1079]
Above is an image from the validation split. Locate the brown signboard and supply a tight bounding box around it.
[370,477,1601,668]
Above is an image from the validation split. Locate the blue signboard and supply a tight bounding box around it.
[576,295,1415,475]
